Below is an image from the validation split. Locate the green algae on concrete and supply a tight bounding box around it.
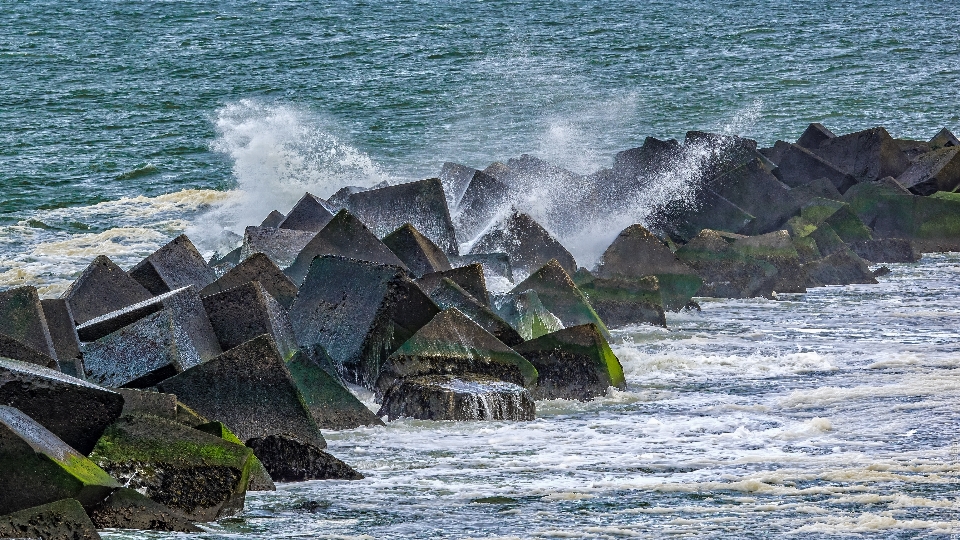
[0,405,119,515]
[90,414,254,521]
[510,259,609,336]
[285,349,384,430]
[194,421,275,492]
[0,498,102,540]
[495,289,564,342]
[513,323,625,401]
[424,277,523,347]
[376,308,538,396]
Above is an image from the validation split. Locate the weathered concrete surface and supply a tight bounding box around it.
[116,388,178,420]
[849,238,921,263]
[40,299,81,369]
[0,498,102,540]
[450,252,514,282]
[284,210,409,286]
[0,333,58,369]
[289,255,440,388]
[62,255,155,326]
[0,357,124,455]
[382,223,453,277]
[286,350,384,430]
[202,281,299,360]
[158,335,326,449]
[345,178,459,254]
[200,252,299,309]
[247,434,363,482]
[494,289,564,342]
[260,209,285,228]
[0,286,57,362]
[90,414,253,522]
[194,421,275,492]
[796,122,837,151]
[438,161,477,210]
[469,210,577,277]
[811,126,911,184]
[0,405,120,515]
[896,146,960,196]
[514,324,626,401]
[775,142,857,192]
[417,263,489,307]
[510,260,609,336]
[279,192,335,232]
[375,308,538,396]
[128,235,216,295]
[422,277,523,347]
[574,272,667,328]
[377,374,535,421]
[241,226,316,269]
[89,488,201,532]
[454,169,512,242]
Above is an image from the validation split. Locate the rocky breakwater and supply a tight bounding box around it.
[2,122,959,537]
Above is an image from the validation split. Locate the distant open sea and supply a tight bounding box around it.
[3,1,960,538]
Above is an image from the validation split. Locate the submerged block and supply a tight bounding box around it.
[200,252,299,309]
[40,299,81,366]
[423,278,523,347]
[514,324,626,401]
[286,350,384,430]
[375,308,538,396]
[158,335,326,449]
[510,260,608,336]
[241,226,316,269]
[806,247,878,286]
[494,289,564,342]
[90,414,253,522]
[382,223,453,277]
[0,405,120,515]
[89,487,201,532]
[377,374,535,421]
[345,178,459,254]
[61,255,154,326]
[128,234,216,295]
[0,498,102,540]
[284,210,409,286]
[0,357,124,455]
[279,192,335,232]
[202,281,298,360]
[849,238,921,263]
[0,286,57,362]
[289,255,440,387]
[417,263,489,307]
[246,434,363,482]
[469,210,577,277]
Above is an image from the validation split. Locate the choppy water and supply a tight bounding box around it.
[3,1,960,537]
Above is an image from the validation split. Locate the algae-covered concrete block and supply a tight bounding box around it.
[844,180,960,252]
[158,335,326,449]
[82,288,222,389]
[0,358,123,455]
[513,324,626,401]
[812,126,911,184]
[375,309,537,396]
[0,286,57,362]
[286,350,384,430]
[510,260,608,336]
[574,273,667,328]
[62,255,154,325]
[423,278,523,347]
[289,255,440,388]
[128,234,216,295]
[417,263,489,307]
[494,289,564,341]
[200,252,299,309]
[284,209,409,286]
[194,421,275,492]
[595,224,702,312]
[202,281,298,360]
[40,299,81,367]
[247,434,363,482]
[469,210,577,277]
[0,405,119,515]
[382,223,453,277]
[279,192,335,232]
[345,178,459,255]
[377,374,535,421]
[89,488,201,532]
[90,414,253,522]
[241,226,316,269]
[0,498,101,540]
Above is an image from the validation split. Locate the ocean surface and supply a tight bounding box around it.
[2,0,959,537]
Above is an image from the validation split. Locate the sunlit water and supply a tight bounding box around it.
[101,254,960,539]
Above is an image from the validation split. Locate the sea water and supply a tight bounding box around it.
[2,1,959,537]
